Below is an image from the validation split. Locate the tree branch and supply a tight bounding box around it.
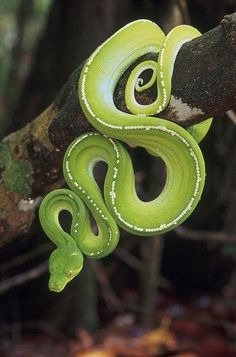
[0,13,236,244]
[175,226,236,242]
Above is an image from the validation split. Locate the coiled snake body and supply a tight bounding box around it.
[39,20,212,292]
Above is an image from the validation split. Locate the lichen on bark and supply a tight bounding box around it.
[0,141,33,196]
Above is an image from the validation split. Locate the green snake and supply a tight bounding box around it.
[39,20,212,292]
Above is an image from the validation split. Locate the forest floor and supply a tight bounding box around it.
[1,291,236,357]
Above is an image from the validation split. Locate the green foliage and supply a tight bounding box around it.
[34,0,52,14]
[0,0,52,136]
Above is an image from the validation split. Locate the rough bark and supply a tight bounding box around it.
[0,13,236,245]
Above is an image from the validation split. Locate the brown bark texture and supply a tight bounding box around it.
[0,13,236,245]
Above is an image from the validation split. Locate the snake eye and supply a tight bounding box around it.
[66,271,73,278]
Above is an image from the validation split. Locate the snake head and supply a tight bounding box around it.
[48,244,83,292]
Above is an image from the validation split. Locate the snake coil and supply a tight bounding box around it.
[39,20,212,292]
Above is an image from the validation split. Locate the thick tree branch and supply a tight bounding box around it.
[0,13,236,244]
[168,13,236,125]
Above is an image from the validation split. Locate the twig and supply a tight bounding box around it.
[92,260,123,312]
[140,236,163,329]
[177,0,191,24]
[114,246,143,271]
[0,261,48,295]
[175,226,236,242]
[226,109,236,125]
[92,259,144,313]
[0,242,52,273]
